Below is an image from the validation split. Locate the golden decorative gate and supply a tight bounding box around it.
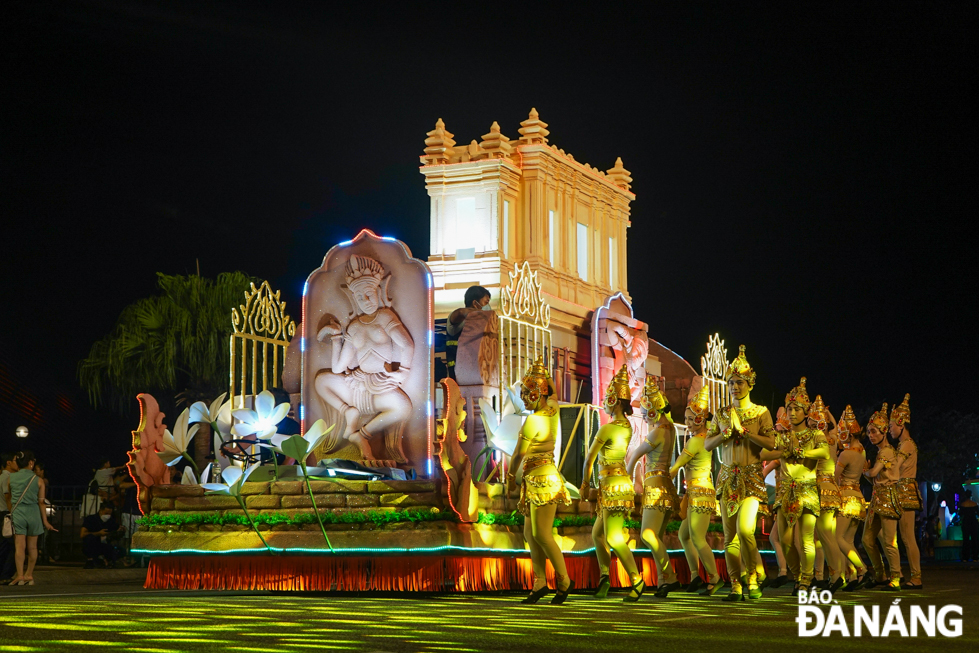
[229,281,296,409]
[499,261,551,392]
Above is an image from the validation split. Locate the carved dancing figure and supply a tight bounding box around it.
[890,394,922,590]
[581,365,645,601]
[128,393,171,492]
[436,377,478,522]
[758,377,828,595]
[862,402,903,591]
[666,384,722,596]
[314,255,414,462]
[704,345,774,600]
[834,404,870,591]
[506,360,573,604]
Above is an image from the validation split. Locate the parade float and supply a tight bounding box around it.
[130,111,739,591]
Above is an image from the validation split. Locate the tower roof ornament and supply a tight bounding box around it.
[607,157,633,191]
[518,108,550,145]
[479,121,513,158]
[423,118,456,165]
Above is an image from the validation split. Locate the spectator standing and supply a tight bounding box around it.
[93,460,124,507]
[8,451,57,585]
[0,453,18,584]
[445,286,491,380]
[117,474,142,565]
[959,493,978,562]
[81,505,124,568]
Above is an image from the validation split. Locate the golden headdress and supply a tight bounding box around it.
[837,404,861,444]
[868,402,889,435]
[604,364,632,409]
[808,394,828,430]
[687,384,711,424]
[724,344,756,386]
[521,358,551,405]
[639,374,666,412]
[891,393,911,428]
[785,376,811,410]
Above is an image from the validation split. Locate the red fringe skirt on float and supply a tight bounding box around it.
[145,553,733,591]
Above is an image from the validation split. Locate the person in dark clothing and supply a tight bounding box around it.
[445,286,491,380]
[81,506,123,568]
[959,493,978,561]
[0,452,18,583]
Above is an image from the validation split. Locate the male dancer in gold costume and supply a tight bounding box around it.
[626,376,681,597]
[891,394,922,589]
[758,378,828,594]
[668,385,723,596]
[581,365,645,601]
[704,345,774,600]
[506,360,573,604]
[834,405,869,590]
[862,402,903,591]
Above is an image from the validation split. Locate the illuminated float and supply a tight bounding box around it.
[132,111,739,591]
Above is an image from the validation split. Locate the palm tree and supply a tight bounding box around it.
[79,271,256,468]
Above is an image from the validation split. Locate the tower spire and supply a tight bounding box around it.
[518,108,550,145]
[606,157,633,191]
[422,118,456,165]
[479,121,512,158]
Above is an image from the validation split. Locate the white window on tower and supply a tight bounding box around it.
[454,196,477,255]
[577,223,588,281]
[503,201,510,259]
[609,236,617,289]
[548,210,556,266]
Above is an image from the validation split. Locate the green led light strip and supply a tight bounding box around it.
[133,546,776,557]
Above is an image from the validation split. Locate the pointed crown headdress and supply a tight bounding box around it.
[808,394,828,430]
[521,358,552,404]
[344,255,386,292]
[785,376,811,410]
[869,402,889,435]
[724,344,756,386]
[838,404,861,444]
[638,374,666,412]
[604,364,632,409]
[686,384,710,424]
[891,393,910,427]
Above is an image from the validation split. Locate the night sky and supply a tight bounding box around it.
[2,2,976,484]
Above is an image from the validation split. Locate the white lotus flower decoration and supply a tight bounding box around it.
[180,463,212,486]
[479,381,530,456]
[158,407,199,470]
[202,462,261,497]
[189,392,233,439]
[231,390,290,441]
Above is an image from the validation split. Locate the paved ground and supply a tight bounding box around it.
[0,564,976,652]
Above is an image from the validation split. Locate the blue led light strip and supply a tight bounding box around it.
[133,545,776,557]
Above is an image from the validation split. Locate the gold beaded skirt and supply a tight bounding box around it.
[817,474,843,512]
[518,453,571,517]
[598,463,636,515]
[716,462,769,517]
[896,478,922,511]
[683,476,717,515]
[838,483,867,521]
[869,484,903,520]
[642,470,679,513]
[773,478,821,527]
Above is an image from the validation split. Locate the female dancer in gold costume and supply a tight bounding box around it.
[891,394,922,589]
[809,395,846,592]
[626,376,681,597]
[506,360,573,604]
[667,385,722,595]
[581,365,645,601]
[834,405,870,591]
[758,378,828,594]
[705,345,775,601]
[862,402,903,591]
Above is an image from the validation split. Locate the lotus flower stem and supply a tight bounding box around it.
[236,496,274,555]
[271,452,280,481]
[299,461,334,552]
[183,454,200,476]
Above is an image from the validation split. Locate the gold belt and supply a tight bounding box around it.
[839,483,861,491]
[524,454,554,473]
[599,464,629,478]
[817,473,835,482]
[644,470,669,480]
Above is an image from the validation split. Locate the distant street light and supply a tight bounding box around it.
[931,482,942,492]
[15,426,28,438]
